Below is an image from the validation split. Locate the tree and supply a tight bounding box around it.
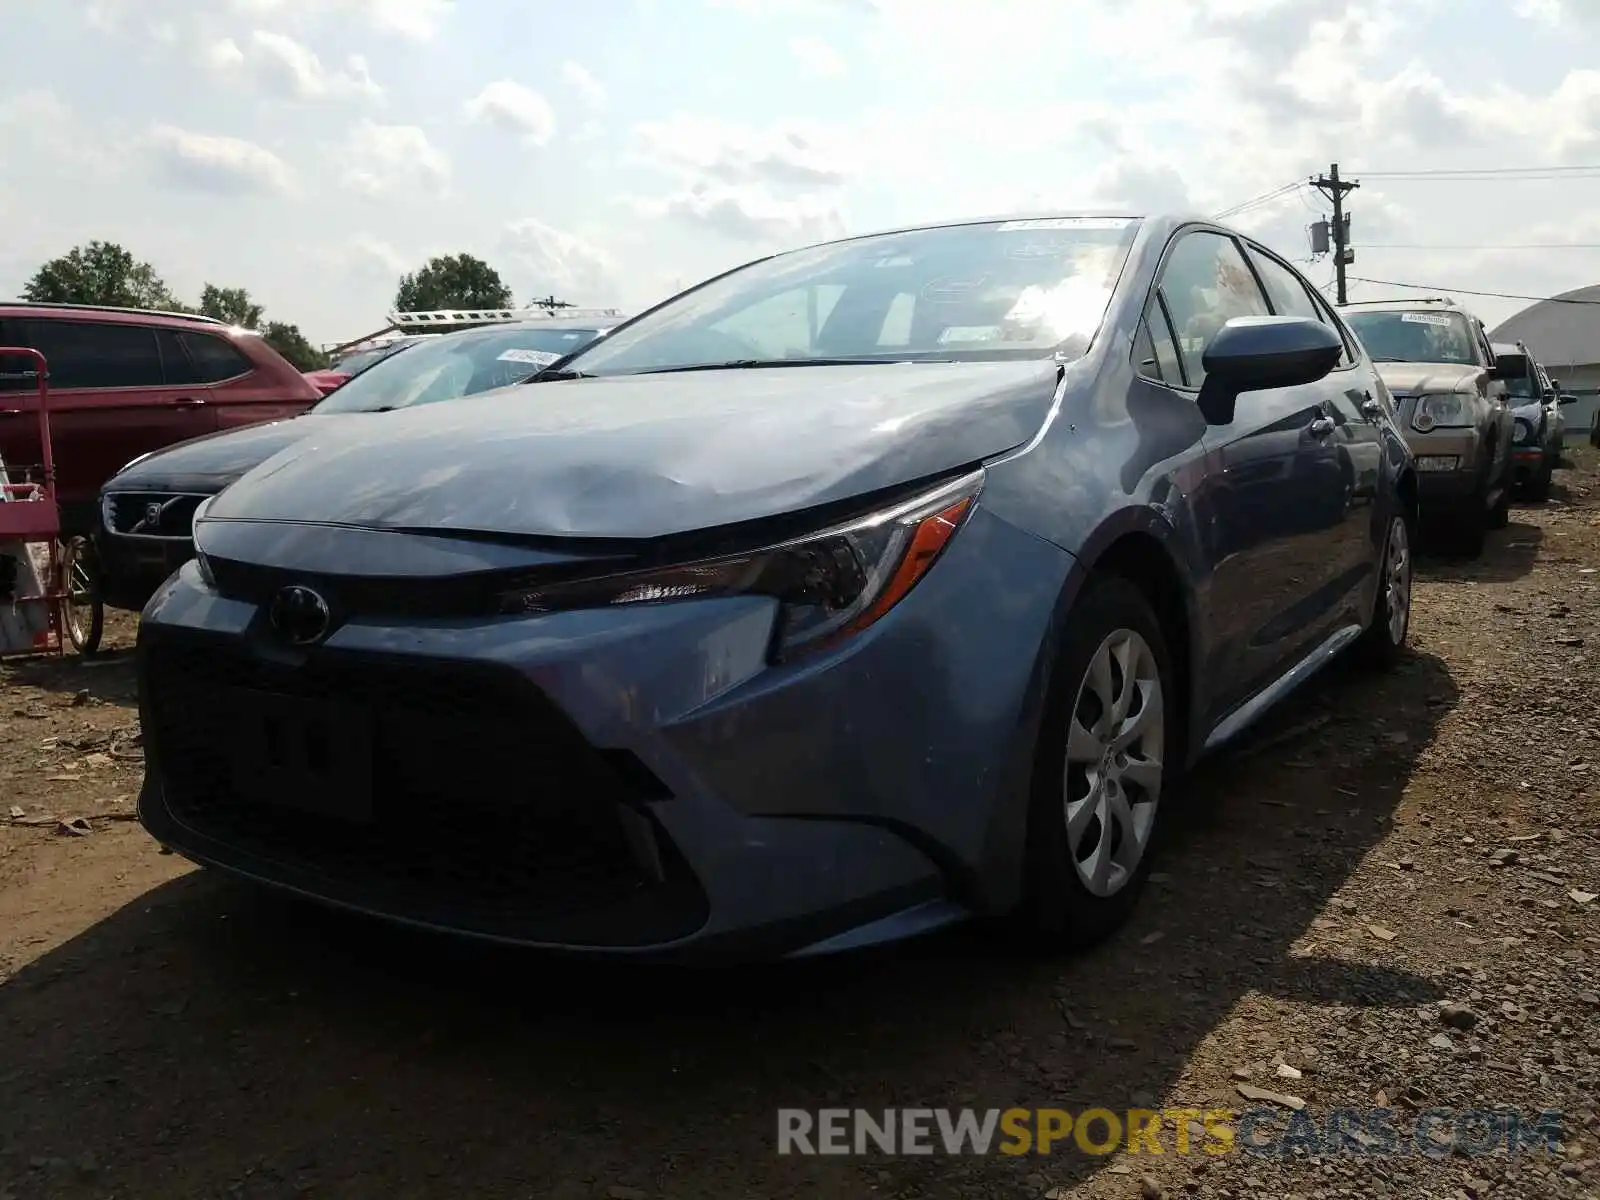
[262,321,328,372]
[22,241,184,310]
[394,253,513,312]
[198,283,263,329]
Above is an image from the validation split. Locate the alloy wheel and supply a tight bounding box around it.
[1384,516,1411,646]
[1063,629,1164,898]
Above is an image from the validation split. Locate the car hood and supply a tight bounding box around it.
[1372,361,1481,395]
[107,414,364,492]
[206,360,1062,540]
[1512,401,1544,422]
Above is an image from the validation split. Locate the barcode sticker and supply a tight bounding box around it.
[1400,312,1453,327]
[497,348,562,366]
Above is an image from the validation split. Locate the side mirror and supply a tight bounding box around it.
[1560,394,1577,406]
[1195,316,1343,425]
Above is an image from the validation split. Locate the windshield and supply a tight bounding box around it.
[313,327,603,414]
[1344,309,1478,366]
[1503,367,1536,399]
[331,341,412,376]
[563,217,1140,377]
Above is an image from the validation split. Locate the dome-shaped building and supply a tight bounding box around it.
[1489,283,1600,439]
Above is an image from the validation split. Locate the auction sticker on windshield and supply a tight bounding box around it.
[995,218,1134,231]
[1400,313,1453,326]
[498,348,562,366]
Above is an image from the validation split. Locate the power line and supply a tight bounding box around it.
[1212,181,1302,221]
[1347,276,1600,305]
[1352,164,1600,179]
[1356,243,1600,250]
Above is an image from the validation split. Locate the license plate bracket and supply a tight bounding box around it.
[222,687,375,823]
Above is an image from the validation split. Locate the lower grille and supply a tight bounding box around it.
[104,491,209,538]
[144,640,706,945]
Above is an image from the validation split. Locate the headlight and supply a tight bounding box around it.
[496,470,984,661]
[1411,392,1473,432]
[1512,420,1531,444]
[191,497,216,586]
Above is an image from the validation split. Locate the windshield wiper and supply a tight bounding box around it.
[521,367,594,383]
[626,357,924,375]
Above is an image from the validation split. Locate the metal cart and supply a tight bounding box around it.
[0,347,103,657]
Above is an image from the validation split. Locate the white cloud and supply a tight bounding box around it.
[338,120,449,196]
[465,81,557,145]
[561,61,606,108]
[789,36,847,77]
[142,125,295,196]
[635,183,846,245]
[634,114,851,188]
[210,30,383,102]
[229,0,453,38]
[501,217,619,301]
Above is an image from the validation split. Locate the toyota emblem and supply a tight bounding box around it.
[267,585,331,646]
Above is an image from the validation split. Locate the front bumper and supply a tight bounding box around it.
[96,530,194,611]
[135,504,1073,960]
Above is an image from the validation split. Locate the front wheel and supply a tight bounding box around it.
[1019,575,1177,951]
[60,536,104,656]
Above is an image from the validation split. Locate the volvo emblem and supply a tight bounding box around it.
[267,585,331,646]
[144,501,164,527]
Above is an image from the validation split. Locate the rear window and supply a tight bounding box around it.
[180,331,254,382]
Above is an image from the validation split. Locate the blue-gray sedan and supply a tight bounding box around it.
[135,213,1418,960]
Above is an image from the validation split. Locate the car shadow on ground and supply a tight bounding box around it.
[0,645,1459,1199]
[1416,520,1541,584]
[0,643,137,705]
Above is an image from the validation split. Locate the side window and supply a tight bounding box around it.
[1244,246,1322,323]
[0,321,33,392]
[179,331,254,383]
[1154,231,1270,389]
[1133,296,1183,385]
[155,330,201,385]
[1307,289,1356,366]
[21,320,164,390]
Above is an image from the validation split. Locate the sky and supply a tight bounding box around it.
[3,0,1600,347]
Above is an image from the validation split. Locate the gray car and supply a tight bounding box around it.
[1341,297,1514,555]
[135,213,1417,960]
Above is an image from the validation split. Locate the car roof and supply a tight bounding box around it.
[1339,296,1471,314]
[0,300,237,333]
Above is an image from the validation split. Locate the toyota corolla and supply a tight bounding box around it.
[136,214,1417,960]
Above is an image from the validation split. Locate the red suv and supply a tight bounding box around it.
[0,303,321,534]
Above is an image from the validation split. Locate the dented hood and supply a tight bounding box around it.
[205,360,1061,539]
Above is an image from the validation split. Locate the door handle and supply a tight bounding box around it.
[1309,416,1335,437]
[173,397,207,407]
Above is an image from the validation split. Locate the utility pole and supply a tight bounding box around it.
[1311,163,1359,304]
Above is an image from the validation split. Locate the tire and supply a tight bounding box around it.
[1356,510,1413,669]
[1488,464,1512,530]
[1528,454,1554,502]
[60,536,104,657]
[1019,574,1178,951]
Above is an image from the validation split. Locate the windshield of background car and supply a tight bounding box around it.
[331,342,409,375]
[1344,309,1478,366]
[563,217,1141,376]
[312,327,603,414]
[1500,359,1536,398]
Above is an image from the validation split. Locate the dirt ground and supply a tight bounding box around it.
[3,456,1599,1200]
